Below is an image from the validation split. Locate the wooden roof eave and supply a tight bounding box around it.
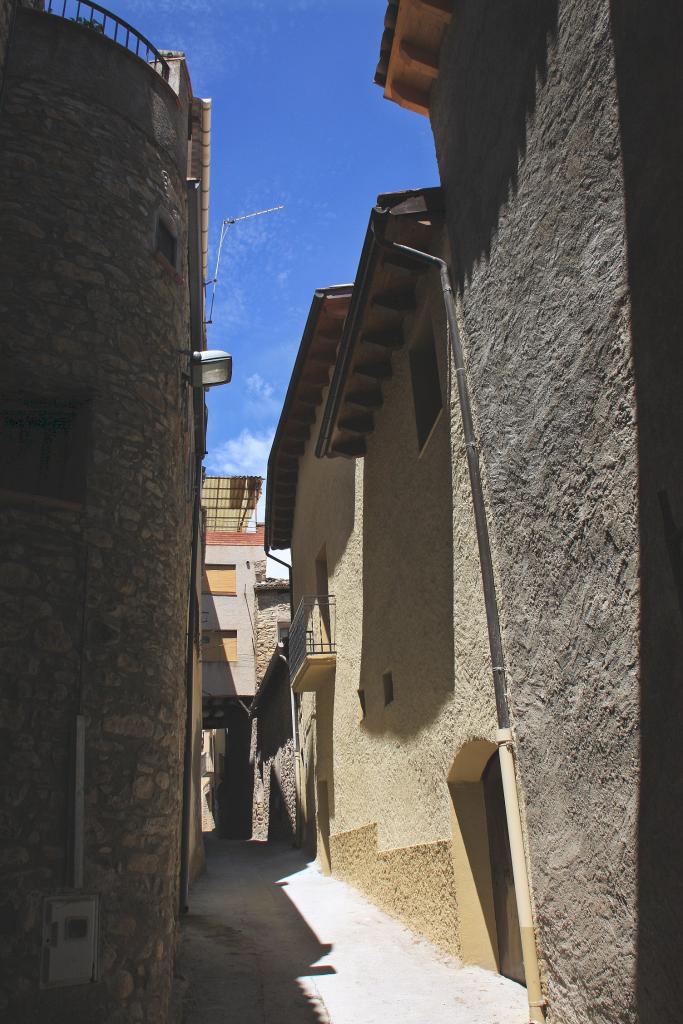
[374,0,453,118]
[316,191,444,462]
[265,285,352,551]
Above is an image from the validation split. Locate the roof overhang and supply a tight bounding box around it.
[265,286,353,550]
[375,0,453,117]
[316,187,445,460]
[202,476,262,532]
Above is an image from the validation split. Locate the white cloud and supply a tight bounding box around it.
[207,427,274,477]
[246,373,274,401]
[244,373,282,419]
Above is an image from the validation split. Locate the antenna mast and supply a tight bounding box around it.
[206,204,285,325]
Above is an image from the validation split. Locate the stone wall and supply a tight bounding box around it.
[251,583,294,841]
[429,2,670,1021]
[0,10,194,1022]
[251,689,296,843]
[254,584,289,684]
[250,585,294,839]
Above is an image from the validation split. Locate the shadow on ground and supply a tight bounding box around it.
[178,837,334,1024]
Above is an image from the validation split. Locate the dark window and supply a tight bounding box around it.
[409,325,443,451]
[383,671,394,706]
[156,217,178,267]
[357,689,366,718]
[0,400,88,503]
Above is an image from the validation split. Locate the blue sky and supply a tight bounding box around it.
[115,0,438,545]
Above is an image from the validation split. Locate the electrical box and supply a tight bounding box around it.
[41,895,99,988]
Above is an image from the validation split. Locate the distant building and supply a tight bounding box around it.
[200,476,263,838]
[199,477,293,841]
[0,2,213,1021]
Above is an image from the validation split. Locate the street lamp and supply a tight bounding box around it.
[190,349,232,388]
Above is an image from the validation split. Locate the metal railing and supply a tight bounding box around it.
[289,595,336,680]
[39,0,170,80]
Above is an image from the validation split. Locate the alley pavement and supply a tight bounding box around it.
[178,837,528,1024]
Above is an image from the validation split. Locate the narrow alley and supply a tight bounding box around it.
[178,838,527,1024]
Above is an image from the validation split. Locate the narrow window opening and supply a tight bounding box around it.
[155,215,178,268]
[409,322,443,451]
[202,629,237,663]
[383,671,394,706]
[357,689,366,719]
[0,399,88,504]
[203,564,237,595]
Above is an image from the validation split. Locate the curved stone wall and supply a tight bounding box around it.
[0,9,193,1022]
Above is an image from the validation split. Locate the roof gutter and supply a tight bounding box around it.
[200,98,211,285]
[316,227,378,459]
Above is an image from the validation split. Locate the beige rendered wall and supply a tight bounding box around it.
[291,263,501,960]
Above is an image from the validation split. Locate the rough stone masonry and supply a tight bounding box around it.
[0,8,197,1022]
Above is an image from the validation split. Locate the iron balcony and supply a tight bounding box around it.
[289,595,336,693]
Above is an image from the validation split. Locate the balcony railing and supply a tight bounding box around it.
[41,0,170,80]
[289,595,336,684]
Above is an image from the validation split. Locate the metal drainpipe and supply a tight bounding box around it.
[179,450,202,914]
[264,545,302,846]
[371,223,546,1023]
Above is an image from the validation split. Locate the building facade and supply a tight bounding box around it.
[265,5,683,1024]
[200,485,294,843]
[373,3,683,1023]
[267,214,518,966]
[0,4,211,1021]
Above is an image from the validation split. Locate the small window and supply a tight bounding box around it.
[383,671,394,706]
[409,324,442,451]
[0,399,88,504]
[203,565,236,595]
[202,630,237,663]
[277,622,290,643]
[155,216,178,268]
[357,689,366,719]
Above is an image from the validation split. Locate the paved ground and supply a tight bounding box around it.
[178,837,528,1024]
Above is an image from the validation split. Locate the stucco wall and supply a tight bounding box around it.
[0,10,193,1022]
[430,3,643,1021]
[291,258,501,959]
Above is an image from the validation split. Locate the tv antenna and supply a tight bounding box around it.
[205,204,285,325]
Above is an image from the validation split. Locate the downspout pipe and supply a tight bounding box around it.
[264,544,302,847]
[179,450,202,914]
[371,222,545,1023]
[179,180,207,915]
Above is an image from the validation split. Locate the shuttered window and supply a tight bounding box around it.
[202,630,237,663]
[203,565,236,595]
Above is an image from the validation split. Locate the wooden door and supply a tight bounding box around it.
[483,753,525,984]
